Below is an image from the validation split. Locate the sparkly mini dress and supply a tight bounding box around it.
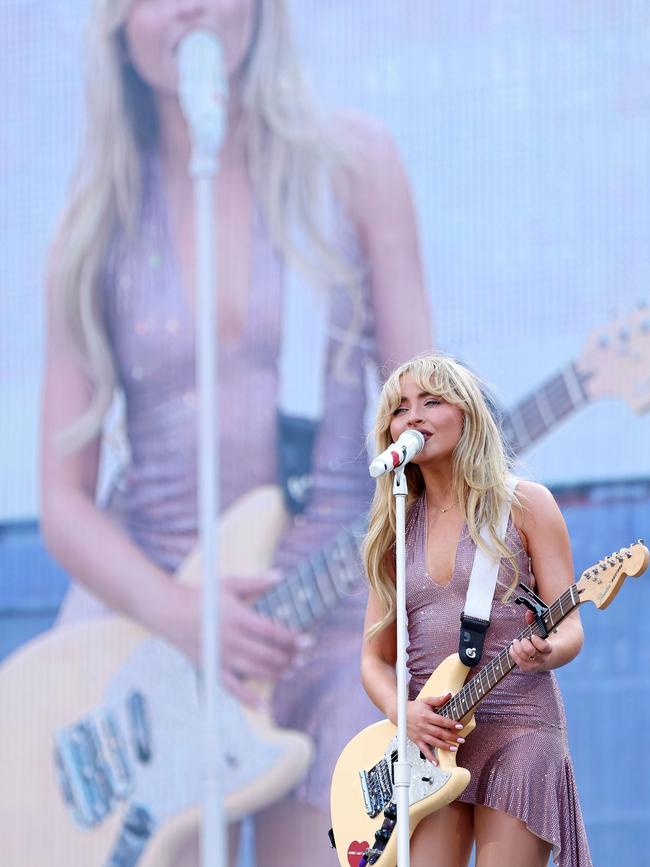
[56,153,381,809]
[405,495,592,866]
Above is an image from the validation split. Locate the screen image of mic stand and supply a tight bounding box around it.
[179,29,228,867]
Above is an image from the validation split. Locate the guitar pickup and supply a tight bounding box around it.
[54,711,134,830]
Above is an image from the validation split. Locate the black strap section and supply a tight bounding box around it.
[327,827,336,849]
[107,803,155,867]
[277,411,319,514]
[458,613,490,667]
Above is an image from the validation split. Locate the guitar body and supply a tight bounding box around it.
[330,653,476,867]
[0,485,313,867]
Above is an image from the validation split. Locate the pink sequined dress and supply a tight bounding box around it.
[405,494,592,866]
[56,153,381,809]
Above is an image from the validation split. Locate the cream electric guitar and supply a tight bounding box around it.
[0,485,363,867]
[329,542,649,867]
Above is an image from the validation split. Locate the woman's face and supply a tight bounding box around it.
[123,0,256,96]
[388,373,464,468]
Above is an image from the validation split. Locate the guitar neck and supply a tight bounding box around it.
[441,584,581,722]
[252,522,364,631]
[502,363,589,455]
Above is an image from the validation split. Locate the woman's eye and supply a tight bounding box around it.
[424,399,441,407]
[393,406,407,415]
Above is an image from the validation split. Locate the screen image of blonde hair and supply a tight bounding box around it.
[52,0,363,451]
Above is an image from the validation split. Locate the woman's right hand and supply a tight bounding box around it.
[163,575,303,706]
[406,693,465,765]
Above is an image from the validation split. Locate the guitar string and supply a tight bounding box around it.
[439,585,578,721]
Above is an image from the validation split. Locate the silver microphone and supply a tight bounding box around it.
[177,30,227,154]
[369,430,426,478]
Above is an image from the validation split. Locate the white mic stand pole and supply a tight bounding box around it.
[392,466,411,867]
[178,31,227,867]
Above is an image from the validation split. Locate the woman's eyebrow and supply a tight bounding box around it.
[396,391,438,403]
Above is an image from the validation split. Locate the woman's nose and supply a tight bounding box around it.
[406,411,423,427]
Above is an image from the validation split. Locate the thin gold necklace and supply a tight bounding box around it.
[429,497,453,514]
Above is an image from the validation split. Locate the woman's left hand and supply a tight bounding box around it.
[509,611,553,672]
[509,634,553,672]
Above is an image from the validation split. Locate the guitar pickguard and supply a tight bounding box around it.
[56,637,285,832]
[360,736,452,818]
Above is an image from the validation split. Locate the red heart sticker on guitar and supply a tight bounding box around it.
[347,840,369,867]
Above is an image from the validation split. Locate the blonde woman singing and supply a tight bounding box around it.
[41,1,430,864]
[361,354,591,867]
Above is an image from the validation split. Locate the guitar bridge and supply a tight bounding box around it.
[359,757,394,817]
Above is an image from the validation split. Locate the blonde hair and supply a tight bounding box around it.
[363,353,519,638]
[54,0,363,450]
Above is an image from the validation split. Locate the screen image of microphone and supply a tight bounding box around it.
[177,30,227,150]
[368,430,425,478]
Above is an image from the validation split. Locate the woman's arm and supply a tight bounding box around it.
[510,480,584,672]
[40,269,298,701]
[360,588,399,720]
[334,112,433,369]
[361,587,462,765]
[40,272,182,638]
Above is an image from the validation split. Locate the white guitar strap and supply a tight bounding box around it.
[458,476,517,666]
[277,190,332,514]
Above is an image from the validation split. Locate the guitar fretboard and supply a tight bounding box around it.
[440,584,581,722]
[252,522,365,631]
[502,363,589,454]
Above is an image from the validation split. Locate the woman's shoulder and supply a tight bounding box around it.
[330,110,411,226]
[511,479,565,548]
[332,110,401,159]
[513,479,557,511]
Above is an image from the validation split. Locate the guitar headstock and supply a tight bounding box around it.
[578,306,650,414]
[577,541,649,609]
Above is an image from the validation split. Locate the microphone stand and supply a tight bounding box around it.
[187,94,226,867]
[392,466,411,867]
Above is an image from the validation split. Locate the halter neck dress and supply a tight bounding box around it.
[405,494,592,866]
